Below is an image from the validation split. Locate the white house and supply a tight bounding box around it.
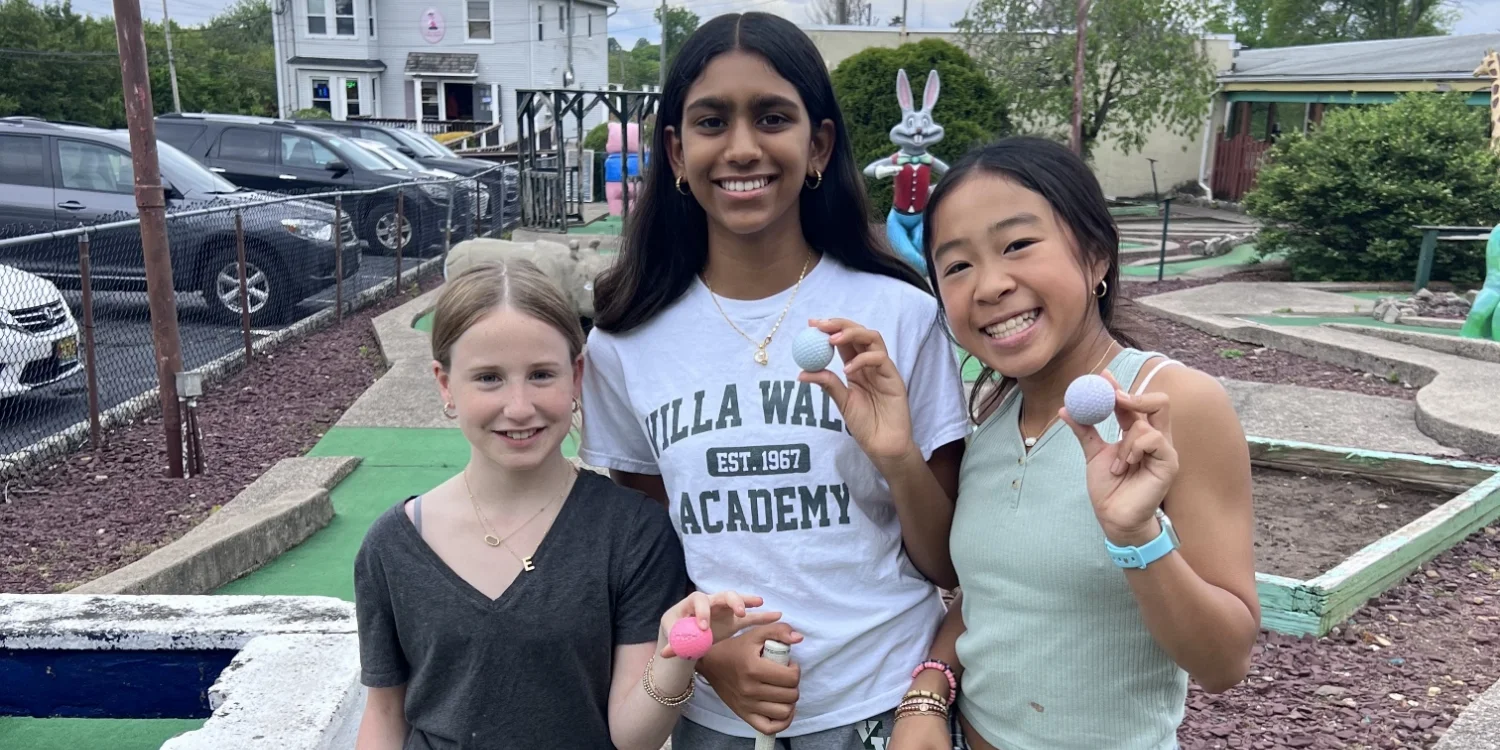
[269,0,613,137]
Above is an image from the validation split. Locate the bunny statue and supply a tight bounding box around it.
[863,68,948,274]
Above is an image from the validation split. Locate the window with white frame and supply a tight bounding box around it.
[311,78,332,113]
[536,4,544,40]
[421,81,440,120]
[367,0,376,37]
[305,0,354,36]
[558,2,565,30]
[344,78,362,117]
[466,0,492,40]
[587,12,592,37]
[334,0,354,35]
[306,0,326,34]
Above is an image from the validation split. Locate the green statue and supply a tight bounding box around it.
[1461,225,1500,341]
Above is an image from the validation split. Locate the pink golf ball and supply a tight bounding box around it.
[1065,373,1116,426]
[668,616,713,659]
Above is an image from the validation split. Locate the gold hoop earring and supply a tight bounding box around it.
[443,402,457,419]
[1094,280,1108,299]
[804,169,823,190]
[675,175,691,195]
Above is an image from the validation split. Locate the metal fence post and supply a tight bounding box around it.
[1414,229,1438,293]
[78,234,101,453]
[473,176,482,239]
[444,182,454,257]
[394,189,405,296]
[335,195,345,323]
[235,210,252,364]
[1157,197,1173,282]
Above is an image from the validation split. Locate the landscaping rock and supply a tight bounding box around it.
[1188,240,1207,255]
[1382,305,1402,324]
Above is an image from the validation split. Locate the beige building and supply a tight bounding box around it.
[803,24,1237,199]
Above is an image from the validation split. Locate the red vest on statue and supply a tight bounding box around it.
[892,153,933,214]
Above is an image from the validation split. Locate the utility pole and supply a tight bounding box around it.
[112,0,186,478]
[658,0,666,88]
[162,0,182,112]
[1071,0,1089,156]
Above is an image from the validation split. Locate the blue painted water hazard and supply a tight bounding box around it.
[0,649,238,719]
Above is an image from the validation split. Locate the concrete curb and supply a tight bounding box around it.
[161,633,364,750]
[1137,283,1500,455]
[69,456,359,596]
[0,593,355,649]
[0,256,443,481]
[1324,324,1500,365]
[1435,678,1500,750]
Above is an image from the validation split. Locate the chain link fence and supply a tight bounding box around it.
[0,165,516,469]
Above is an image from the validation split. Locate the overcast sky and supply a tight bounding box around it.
[62,0,1500,43]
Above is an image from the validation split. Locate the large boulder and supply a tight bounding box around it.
[444,236,618,318]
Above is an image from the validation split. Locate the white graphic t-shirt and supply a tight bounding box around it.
[579,256,971,737]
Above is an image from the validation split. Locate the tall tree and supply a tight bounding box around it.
[1207,0,1454,47]
[956,0,1218,158]
[808,0,877,25]
[656,5,699,66]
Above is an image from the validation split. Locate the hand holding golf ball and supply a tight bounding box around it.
[659,590,781,660]
[1057,368,1181,546]
[795,319,918,464]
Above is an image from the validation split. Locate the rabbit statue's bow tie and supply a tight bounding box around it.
[895,153,933,165]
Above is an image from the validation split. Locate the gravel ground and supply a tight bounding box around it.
[0,274,442,594]
[1119,268,1417,400]
[1181,524,1500,750]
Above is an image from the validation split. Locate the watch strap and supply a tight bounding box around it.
[1105,514,1177,569]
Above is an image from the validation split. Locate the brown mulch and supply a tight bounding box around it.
[1116,267,1417,401]
[0,274,442,594]
[1181,524,1500,749]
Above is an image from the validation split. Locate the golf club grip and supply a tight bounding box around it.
[753,640,791,750]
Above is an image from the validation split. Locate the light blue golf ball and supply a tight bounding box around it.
[792,327,835,372]
[1065,373,1116,426]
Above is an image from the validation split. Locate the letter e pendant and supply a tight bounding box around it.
[521,556,536,572]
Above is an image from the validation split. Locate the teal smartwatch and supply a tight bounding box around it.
[1105,509,1179,569]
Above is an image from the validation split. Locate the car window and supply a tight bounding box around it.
[280,133,340,168]
[319,134,392,171]
[0,134,49,187]
[217,128,275,162]
[155,121,205,151]
[57,139,133,194]
[358,129,405,149]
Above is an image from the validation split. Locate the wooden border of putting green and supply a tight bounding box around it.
[1247,437,1500,637]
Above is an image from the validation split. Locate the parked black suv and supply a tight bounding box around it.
[0,117,361,324]
[154,113,456,255]
[291,118,519,234]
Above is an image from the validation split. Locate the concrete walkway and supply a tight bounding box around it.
[1138,282,1500,455]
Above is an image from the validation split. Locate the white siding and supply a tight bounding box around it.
[278,0,612,141]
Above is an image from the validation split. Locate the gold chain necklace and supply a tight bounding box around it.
[1020,341,1118,449]
[461,466,574,573]
[703,255,812,366]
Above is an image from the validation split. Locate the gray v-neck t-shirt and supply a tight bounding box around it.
[353,470,689,749]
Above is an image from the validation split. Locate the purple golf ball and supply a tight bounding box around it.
[1065,373,1116,426]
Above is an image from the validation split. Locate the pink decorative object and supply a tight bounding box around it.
[606,122,641,154]
[605,181,639,216]
[668,616,713,659]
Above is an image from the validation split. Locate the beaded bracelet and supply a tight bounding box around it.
[911,659,958,704]
[641,654,695,706]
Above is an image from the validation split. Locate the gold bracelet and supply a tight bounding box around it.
[641,654,695,707]
[902,689,949,706]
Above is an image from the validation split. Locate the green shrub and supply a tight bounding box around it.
[292,107,331,120]
[1243,93,1500,284]
[585,122,608,202]
[831,39,1010,221]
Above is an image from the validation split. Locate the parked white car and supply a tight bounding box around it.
[0,264,82,400]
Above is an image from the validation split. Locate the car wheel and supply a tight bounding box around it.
[369,206,412,255]
[200,252,295,326]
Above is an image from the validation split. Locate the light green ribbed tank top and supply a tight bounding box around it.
[951,347,1186,750]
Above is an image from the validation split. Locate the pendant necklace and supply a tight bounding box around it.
[704,255,812,365]
[462,466,574,573]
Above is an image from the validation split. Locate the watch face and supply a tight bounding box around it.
[1158,510,1180,547]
